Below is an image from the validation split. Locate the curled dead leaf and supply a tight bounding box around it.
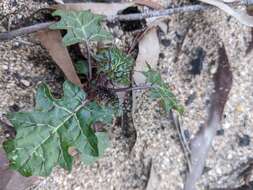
[0,149,37,190]
[36,30,82,86]
[51,2,134,16]
[53,0,64,4]
[199,0,253,27]
[132,27,160,113]
[133,27,160,85]
[184,46,233,190]
[134,0,164,9]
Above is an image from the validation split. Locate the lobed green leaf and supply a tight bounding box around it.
[3,81,113,176]
[50,10,112,46]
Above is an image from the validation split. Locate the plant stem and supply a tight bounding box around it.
[111,85,153,92]
[85,41,92,81]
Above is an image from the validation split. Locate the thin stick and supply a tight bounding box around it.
[171,112,192,172]
[0,21,54,41]
[109,4,209,21]
[111,85,153,92]
[0,1,251,41]
[85,41,92,80]
[0,5,208,41]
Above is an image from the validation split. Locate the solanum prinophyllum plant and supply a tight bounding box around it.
[2,10,183,177]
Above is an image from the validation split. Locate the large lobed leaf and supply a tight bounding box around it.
[3,81,113,177]
[96,47,134,85]
[49,10,112,46]
[143,65,184,114]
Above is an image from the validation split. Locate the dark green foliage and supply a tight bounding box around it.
[75,60,89,75]
[96,48,134,85]
[3,81,113,177]
[143,65,184,114]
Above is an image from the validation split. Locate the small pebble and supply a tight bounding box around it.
[216,167,222,175]
[9,104,20,112]
[236,104,244,113]
[20,79,30,87]
[190,47,206,75]
[0,26,6,32]
[185,92,196,105]
[13,41,21,48]
[210,63,218,74]
[216,128,224,136]
[227,153,233,159]
[17,14,22,19]
[159,53,165,59]
[202,166,212,174]
[161,39,171,47]
[183,129,190,141]
[2,65,8,70]
[10,0,17,7]
[238,134,250,147]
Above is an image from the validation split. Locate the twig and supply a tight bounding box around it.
[0,21,54,41]
[109,4,209,21]
[171,112,192,172]
[110,84,153,92]
[128,26,148,54]
[0,1,251,41]
[0,5,208,41]
[85,41,92,80]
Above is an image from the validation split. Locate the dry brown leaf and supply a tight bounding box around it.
[212,181,253,189]
[36,30,81,86]
[53,0,64,4]
[145,164,161,190]
[134,0,164,9]
[133,27,160,85]
[132,27,160,113]
[0,149,37,190]
[199,0,253,27]
[184,46,233,190]
[51,2,134,16]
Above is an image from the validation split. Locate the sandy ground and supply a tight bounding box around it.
[1,0,253,189]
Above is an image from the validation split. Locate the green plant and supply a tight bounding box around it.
[2,10,183,177]
[49,10,112,46]
[3,81,112,176]
[143,65,184,114]
[95,47,134,85]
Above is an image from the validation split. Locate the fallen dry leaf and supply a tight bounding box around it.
[145,163,161,190]
[51,2,134,16]
[199,0,253,27]
[36,30,81,86]
[212,181,253,190]
[0,149,37,190]
[184,46,233,190]
[132,27,160,112]
[134,0,163,9]
[133,27,160,85]
[53,0,64,4]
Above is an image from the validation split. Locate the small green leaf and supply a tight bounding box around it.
[143,66,184,114]
[75,60,88,75]
[50,10,112,46]
[96,47,134,85]
[3,81,113,177]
